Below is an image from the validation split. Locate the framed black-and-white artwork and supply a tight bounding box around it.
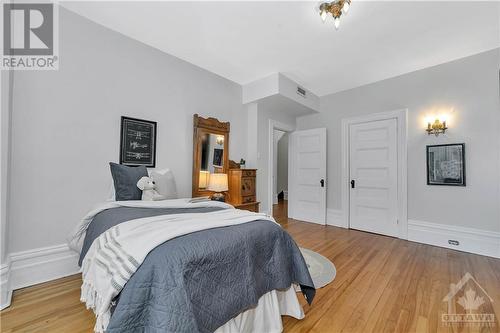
[426,143,465,186]
[213,148,223,167]
[120,116,157,167]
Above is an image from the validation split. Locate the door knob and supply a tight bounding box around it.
[320,179,325,188]
[351,180,355,188]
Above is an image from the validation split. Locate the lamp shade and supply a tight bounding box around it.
[199,170,210,189]
[207,173,228,192]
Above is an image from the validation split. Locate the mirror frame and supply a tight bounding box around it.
[192,114,230,198]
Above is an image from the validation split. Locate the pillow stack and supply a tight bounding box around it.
[108,163,178,201]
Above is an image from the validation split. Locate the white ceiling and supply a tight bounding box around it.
[62,1,500,96]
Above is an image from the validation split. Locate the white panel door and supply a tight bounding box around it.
[288,128,326,225]
[349,119,398,237]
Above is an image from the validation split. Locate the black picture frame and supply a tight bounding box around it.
[120,116,157,167]
[213,148,223,167]
[426,143,465,186]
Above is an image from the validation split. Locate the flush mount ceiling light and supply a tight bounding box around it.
[318,0,351,29]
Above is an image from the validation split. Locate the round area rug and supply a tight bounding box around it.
[299,248,336,289]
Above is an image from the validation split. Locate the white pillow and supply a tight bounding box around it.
[150,168,178,199]
[106,167,178,201]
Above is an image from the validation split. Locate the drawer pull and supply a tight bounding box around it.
[243,196,255,203]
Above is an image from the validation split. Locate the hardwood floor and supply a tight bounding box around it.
[1,201,499,332]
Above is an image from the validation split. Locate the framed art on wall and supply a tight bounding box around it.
[213,148,223,167]
[120,116,157,167]
[426,143,465,186]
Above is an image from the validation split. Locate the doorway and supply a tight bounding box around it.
[273,129,289,222]
[341,110,408,239]
[268,120,294,222]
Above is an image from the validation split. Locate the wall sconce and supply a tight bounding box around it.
[426,118,448,136]
[216,135,224,145]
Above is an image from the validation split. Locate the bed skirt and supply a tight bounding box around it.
[216,285,303,333]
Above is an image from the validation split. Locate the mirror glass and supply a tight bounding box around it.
[199,133,225,189]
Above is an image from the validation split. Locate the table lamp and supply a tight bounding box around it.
[199,170,209,189]
[207,173,228,202]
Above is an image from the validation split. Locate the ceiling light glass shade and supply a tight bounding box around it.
[342,1,350,14]
[334,17,340,29]
[317,1,352,30]
[320,10,327,22]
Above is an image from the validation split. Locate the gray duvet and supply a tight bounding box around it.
[79,206,315,333]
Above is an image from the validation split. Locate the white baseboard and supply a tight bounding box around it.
[408,220,500,259]
[323,213,499,258]
[327,208,347,228]
[283,190,288,201]
[0,243,80,309]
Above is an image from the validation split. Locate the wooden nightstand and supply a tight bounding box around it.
[228,168,260,212]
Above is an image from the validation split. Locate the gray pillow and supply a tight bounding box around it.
[109,162,148,201]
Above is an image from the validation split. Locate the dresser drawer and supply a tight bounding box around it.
[235,202,260,213]
[241,178,255,196]
[241,170,256,177]
[241,195,256,204]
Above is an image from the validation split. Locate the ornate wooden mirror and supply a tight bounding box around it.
[192,114,230,198]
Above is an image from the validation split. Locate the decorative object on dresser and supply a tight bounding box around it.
[229,159,241,169]
[120,116,157,167]
[192,114,230,198]
[228,168,260,212]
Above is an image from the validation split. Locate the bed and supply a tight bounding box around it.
[69,199,315,333]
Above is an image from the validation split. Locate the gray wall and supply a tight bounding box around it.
[297,49,500,232]
[1,71,13,265]
[8,8,247,253]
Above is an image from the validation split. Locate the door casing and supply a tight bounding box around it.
[267,119,295,215]
[288,128,327,225]
[341,109,408,239]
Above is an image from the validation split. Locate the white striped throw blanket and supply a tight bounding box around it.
[80,208,277,333]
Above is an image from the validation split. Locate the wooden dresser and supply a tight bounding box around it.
[228,168,260,212]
